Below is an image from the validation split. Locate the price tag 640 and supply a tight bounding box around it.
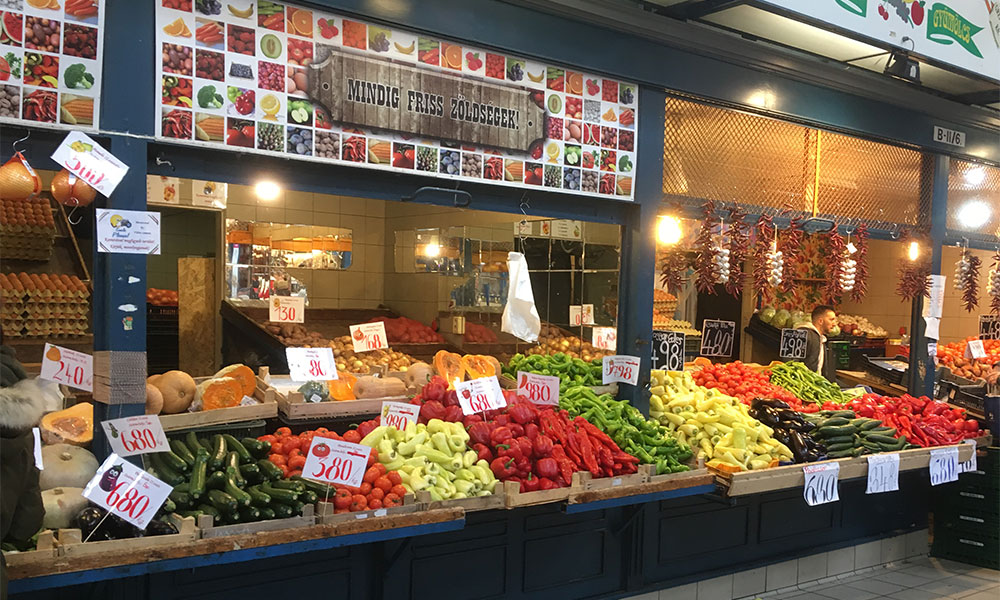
[802,462,840,506]
[39,343,93,392]
[83,454,171,530]
[303,437,370,488]
[349,322,388,353]
[269,296,305,323]
[592,327,617,351]
[101,415,169,457]
[517,371,560,406]
[602,355,641,386]
[929,446,959,486]
[286,347,337,381]
[380,401,419,430]
[866,453,899,494]
[456,376,506,415]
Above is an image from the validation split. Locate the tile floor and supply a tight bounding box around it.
[749,557,998,600]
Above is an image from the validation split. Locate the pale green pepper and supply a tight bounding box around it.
[416,446,453,464]
[431,432,451,454]
[463,450,478,468]
[360,425,388,447]
[454,479,475,494]
[398,432,427,456]
[455,468,476,482]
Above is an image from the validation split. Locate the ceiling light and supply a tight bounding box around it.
[746,89,776,109]
[657,216,683,245]
[425,243,441,258]
[884,49,920,84]
[255,181,281,201]
[956,199,992,229]
[908,241,920,261]
[964,166,986,186]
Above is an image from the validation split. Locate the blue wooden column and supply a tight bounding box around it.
[616,87,666,414]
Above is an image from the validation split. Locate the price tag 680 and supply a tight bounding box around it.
[517,371,560,406]
[286,347,337,381]
[929,446,959,486]
[303,437,370,488]
[802,462,840,506]
[456,376,506,415]
[602,355,641,386]
[39,343,93,392]
[380,401,419,430]
[349,322,388,353]
[100,415,169,457]
[269,296,305,323]
[83,454,171,530]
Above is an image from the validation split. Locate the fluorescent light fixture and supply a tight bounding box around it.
[255,181,282,201]
[657,216,683,245]
[746,89,776,109]
[956,199,992,229]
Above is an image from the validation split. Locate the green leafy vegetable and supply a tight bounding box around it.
[64,63,94,89]
[198,85,224,109]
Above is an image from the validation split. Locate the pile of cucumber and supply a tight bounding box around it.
[805,410,909,458]
[147,432,330,525]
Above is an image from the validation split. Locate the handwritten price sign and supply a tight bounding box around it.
[39,343,93,392]
[592,327,617,351]
[456,376,507,415]
[100,415,169,457]
[380,401,419,430]
[303,437,370,488]
[979,315,1000,341]
[269,296,305,323]
[802,462,840,506]
[779,329,808,360]
[516,371,560,406]
[349,322,388,353]
[959,439,978,474]
[929,446,959,486]
[569,304,594,326]
[602,355,641,386]
[700,320,735,357]
[83,454,171,530]
[866,453,900,494]
[651,330,685,371]
[286,347,337,382]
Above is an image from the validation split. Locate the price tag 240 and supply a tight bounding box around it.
[866,453,899,494]
[269,296,304,323]
[303,437,370,488]
[349,322,388,353]
[802,462,840,506]
[602,355,641,386]
[380,401,419,430]
[100,415,169,457]
[39,343,93,392]
[286,347,337,381]
[83,454,171,530]
[456,376,506,415]
[929,446,959,486]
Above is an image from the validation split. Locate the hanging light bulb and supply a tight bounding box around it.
[908,241,920,262]
[657,215,683,245]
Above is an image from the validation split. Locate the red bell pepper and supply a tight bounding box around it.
[508,401,537,425]
[468,421,493,447]
[472,443,493,463]
[525,423,540,440]
[444,404,464,423]
[514,437,533,459]
[490,426,513,446]
[538,477,559,490]
[521,473,540,492]
[535,457,559,480]
[490,457,517,479]
[419,400,447,423]
[508,423,525,438]
[533,434,553,457]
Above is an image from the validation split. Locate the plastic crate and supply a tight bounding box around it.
[932,522,999,569]
[861,355,909,385]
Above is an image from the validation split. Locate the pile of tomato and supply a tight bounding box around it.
[692,361,811,410]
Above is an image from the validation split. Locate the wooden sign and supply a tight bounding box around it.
[308,49,545,152]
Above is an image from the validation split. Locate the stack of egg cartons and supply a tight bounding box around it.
[0,198,56,261]
[0,273,90,337]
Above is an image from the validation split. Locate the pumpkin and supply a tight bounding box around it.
[195,377,243,411]
[154,370,196,414]
[41,487,89,530]
[354,375,406,399]
[402,362,434,390]
[145,383,164,415]
[328,371,357,401]
[40,402,93,446]
[433,350,464,388]
[39,444,99,490]
[147,373,163,387]
[706,459,744,474]
[461,354,496,379]
[213,364,256,397]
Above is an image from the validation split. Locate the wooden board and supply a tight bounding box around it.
[56,515,196,558]
[178,257,218,376]
[571,469,648,491]
[717,442,977,497]
[567,468,714,506]
[315,498,423,525]
[414,487,505,512]
[503,480,571,508]
[1,531,57,567]
[197,504,315,538]
[158,369,277,431]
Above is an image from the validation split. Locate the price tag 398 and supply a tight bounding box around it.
[303,437,370,488]
[456,376,506,415]
[40,343,93,392]
[602,355,641,386]
[269,296,305,323]
[100,415,169,457]
[350,322,388,353]
[83,454,171,530]
[380,401,419,430]
[517,371,560,406]
[802,462,840,506]
[286,347,337,381]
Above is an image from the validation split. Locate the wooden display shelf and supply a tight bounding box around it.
[316,497,422,524]
[414,487,505,512]
[55,514,197,558]
[158,369,277,432]
[1,531,57,570]
[270,370,409,420]
[197,505,315,538]
[567,467,713,507]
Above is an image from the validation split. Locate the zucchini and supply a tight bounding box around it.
[185,432,206,455]
[869,427,897,435]
[239,463,262,484]
[864,433,901,445]
[270,480,305,493]
[189,449,209,499]
[825,442,857,452]
[160,450,189,473]
[226,452,245,487]
[224,468,252,506]
[221,511,241,525]
[206,470,228,490]
[169,488,193,509]
[820,417,852,427]
[821,410,855,418]
[160,497,176,514]
[177,509,204,520]
[207,489,238,513]
[170,439,196,467]
[272,503,294,518]
[223,434,253,464]
[247,485,272,508]
[828,448,856,458]
[242,437,271,458]
[173,482,191,493]
[209,434,227,470]
[258,507,276,520]
[150,453,185,485]
[852,419,881,431]
[260,482,299,502]
[291,476,334,496]
[239,506,262,522]
[816,425,858,438]
[300,490,318,504]
[287,500,305,516]
[822,435,856,446]
[196,503,221,520]
[257,459,284,481]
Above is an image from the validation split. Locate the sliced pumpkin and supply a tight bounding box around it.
[328,371,357,401]
[461,354,497,379]
[213,364,256,397]
[433,350,464,388]
[40,402,93,447]
[706,459,744,474]
[195,377,243,411]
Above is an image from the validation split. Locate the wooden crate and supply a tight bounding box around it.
[158,368,277,431]
[567,467,713,506]
[414,487,505,512]
[197,504,315,538]
[315,496,423,525]
[56,514,196,557]
[571,469,648,491]
[1,531,57,567]
[271,373,409,420]
[503,480,572,508]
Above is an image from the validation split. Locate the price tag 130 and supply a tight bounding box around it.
[592,327,617,351]
[380,401,419,430]
[965,339,986,360]
[303,437,370,488]
[602,355,641,386]
[456,376,506,415]
[269,296,305,323]
[866,453,899,494]
[929,446,959,486]
[349,322,388,353]
[286,347,337,382]
[83,454,171,530]
[802,462,840,506]
[39,343,93,392]
[101,415,169,457]
[517,371,560,406]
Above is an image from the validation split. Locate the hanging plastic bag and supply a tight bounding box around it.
[0,152,42,200]
[501,251,540,342]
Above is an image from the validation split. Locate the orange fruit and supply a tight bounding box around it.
[290,8,313,37]
[567,72,583,95]
[163,18,190,37]
[45,346,61,362]
[443,43,462,70]
[26,0,49,7]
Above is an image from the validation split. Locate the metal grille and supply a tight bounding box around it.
[947,160,1000,242]
[663,96,929,228]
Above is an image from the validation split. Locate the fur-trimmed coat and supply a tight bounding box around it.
[0,379,46,545]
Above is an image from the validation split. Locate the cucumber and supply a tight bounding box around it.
[170,439,196,467]
[257,459,284,481]
[239,506,262,522]
[821,417,852,427]
[877,438,906,452]
[239,463,262,484]
[177,509,204,520]
[817,425,858,438]
[169,488,193,509]
[186,432,207,454]
[260,482,299,502]
[207,489,238,513]
[821,410,855,418]
[189,449,208,499]
[150,453,185,485]
[247,485,272,508]
[822,435,856,446]
[226,452,245,487]
[224,468,252,506]
[851,419,881,431]
[291,476,334,496]
[864,433,901,445]
[869,427,897,435]
[272,503,294,518]
[258,506,276,520]
[300,490,318,504]
[206,470,228,490]
[825,441,857,452]
[242,437,271,458]
[828,448,856,458]
[270,480,305,493]
[209,434,227,470]
[196,503,221,520]
[223,435,253,464]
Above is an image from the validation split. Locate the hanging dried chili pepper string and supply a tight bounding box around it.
[850,222,869,303]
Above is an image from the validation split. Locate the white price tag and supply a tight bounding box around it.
[349,322,389,353]
[51,131,129,197]
[929,446,959,486]
[959,439,978,474]
[83,454,172,530]
[592,327,617,351]
[240,395,259,406]
[39,343,93,392]
[456,376,507,415]
[602,355,641,385]
[570,305,582,326]
[380,401,420,429]
[866,453,900,494]
[516,371,560,406]
[100,415,170,457]
[32,428,43,471]
[802,462,840,506]
[965,339,986,360]
[303,437,370,488]
[286,347,337,382]
[270,296,305,323]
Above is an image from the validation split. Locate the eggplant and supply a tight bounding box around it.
[146,518,179,537]
[74,507,114,541]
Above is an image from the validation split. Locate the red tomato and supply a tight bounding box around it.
[287,469,302,478]
[275,427,292,437]
[343,430,362,444]
[363,466,381,484]
[367,450,378,467]
[288,455,306,470]
[333,488,352,509]
[389,484,407,498]
[282,437,302,454]
[383,493,402,507]
[360,482,373,496]
[367,499,383,510]
[387,471,402,486]
[368,487,385,501]
[350,494,368,511]
[258,434,278,445]
[268,454,287,467]
[374,463,387,476]
[374,476,392,493]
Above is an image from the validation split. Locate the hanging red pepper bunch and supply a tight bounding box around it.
[954,246,981,312]
[752,214,777,303]
[778,216,804,295]
[724,205,751,298]
[849,223,869,303]
[825,228,846,303]
[694,200,721,294]
[896,233,932,301]
[659,247,689,295]
[989,249,1000,315]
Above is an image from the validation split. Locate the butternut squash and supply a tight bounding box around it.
[433,350,464,388]
[195,377,243,411]
[403,362,434,389]
[213,364,256,397]
[353,375,406,399]
[154,370,196,414]
[146,383,164,415]
[461,354,496,379]
[40,402,93,446]
[328,371,357,401]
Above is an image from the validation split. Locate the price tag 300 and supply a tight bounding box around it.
[83,454,171,530]
[349,322,388,353]
[40,343,93,392]
[456,376,506,415]
[101,415,169,457]
[269,296,305,323]
[303,437,370,488]
[380,401,419,430]
[802,462,840,506]
[602,355,641,386]
[286,347,337,381]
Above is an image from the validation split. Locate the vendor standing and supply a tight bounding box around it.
[797,305,838,382]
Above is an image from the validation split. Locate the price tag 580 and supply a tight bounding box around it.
[303,437,370,488]
[83,454,171,530]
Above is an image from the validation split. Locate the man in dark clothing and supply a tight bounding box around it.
[0,343,46,600]
[796,305,838,382]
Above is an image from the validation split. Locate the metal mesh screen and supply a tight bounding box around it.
[947,160,1000,242]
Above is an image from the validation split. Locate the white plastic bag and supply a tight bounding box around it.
[501,252,540,342]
